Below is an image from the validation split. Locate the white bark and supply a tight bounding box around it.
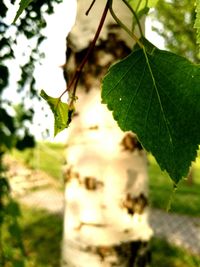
[67,0,134,51]
[62,1,152,266]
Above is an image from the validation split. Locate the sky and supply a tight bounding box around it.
[5,0,77,142]
[7,0,164,143]
[32,0,77,142]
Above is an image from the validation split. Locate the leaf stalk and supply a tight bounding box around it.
[121,0,144,37]
[108,0,143,48]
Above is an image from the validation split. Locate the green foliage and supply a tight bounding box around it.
[102,38,200,183]
[0,0,63,265]
[128,0,159,12]
[152,0,199,62]
[40,90,74,137]
[0,108,16,151]
[0,0,61,154]
[194,0,200,45]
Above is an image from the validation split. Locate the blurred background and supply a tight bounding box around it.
[0,0,200,266]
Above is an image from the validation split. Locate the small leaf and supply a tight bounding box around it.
[102,38,200,183]
[40,90,73,137]
[12,0,34,23]
[127,0,159,12]
[194,0,200,45]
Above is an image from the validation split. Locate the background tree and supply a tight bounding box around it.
[152,0,199,62]
[4,0,200,265]
[0,0,62,265]
[61,1,153,267]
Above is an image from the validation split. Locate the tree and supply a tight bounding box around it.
[61,2,152,266]
[7,0,200,266]
[152,0,199,62]
[0,0,62,265]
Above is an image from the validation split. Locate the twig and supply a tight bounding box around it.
[85,0,96,16]
[59,0,110,107]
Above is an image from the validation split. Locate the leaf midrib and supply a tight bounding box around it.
[143,48,176,173]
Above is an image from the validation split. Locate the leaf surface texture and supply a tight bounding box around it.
[194,0,200,45]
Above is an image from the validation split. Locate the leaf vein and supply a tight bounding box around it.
[143,49,176,171]
[103,54,143,99]
[144,84,154,141]
[124,63,147,128]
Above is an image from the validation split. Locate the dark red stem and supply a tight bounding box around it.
[59,0,110,105]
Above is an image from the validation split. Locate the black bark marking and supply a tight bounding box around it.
[84,176,104,190]
[121,133,143,152]
[65,32,131,92]
[63,166,81,184]
[123,193,148,215]
[83,241,151,266]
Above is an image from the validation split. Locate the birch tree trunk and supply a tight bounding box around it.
[62,1,153,266]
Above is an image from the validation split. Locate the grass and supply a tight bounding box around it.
[12,142,65,181]
[20,207,62,267]
[2,206,200,267]
[150,238,200,267]
[148,154,200,216]
[1,205,63,267]
[11,142,200,216]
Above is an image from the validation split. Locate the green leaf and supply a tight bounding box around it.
[40,90,73,137]
[194,0,200,45]
[127,0,159,12]
[102,39,200,183]
[12,0,34,23]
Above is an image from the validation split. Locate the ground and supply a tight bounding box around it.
[4,155,200,257]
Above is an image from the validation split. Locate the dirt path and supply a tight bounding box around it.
[19,188,64,213]
[5,156,200,256]
[4,155,61,197]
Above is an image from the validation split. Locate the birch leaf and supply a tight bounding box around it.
[13,0,33,23]
[102,39,200,183]
[194,0,200,44]
[40,90,73,137]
